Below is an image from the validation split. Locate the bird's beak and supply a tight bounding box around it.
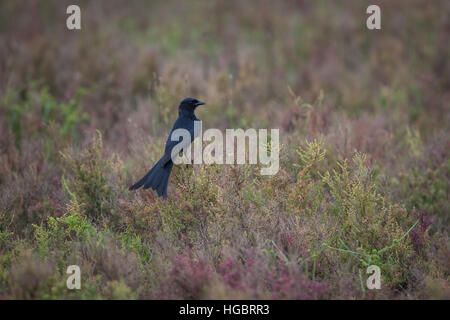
[195,101,205,106]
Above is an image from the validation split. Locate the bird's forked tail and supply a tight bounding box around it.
[129,157,173,199]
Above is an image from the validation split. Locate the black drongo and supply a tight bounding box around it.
[129,97,205,198]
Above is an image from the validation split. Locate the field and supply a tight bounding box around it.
[0,0,449,299]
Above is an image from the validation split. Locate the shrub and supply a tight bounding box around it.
[60,131,114,220]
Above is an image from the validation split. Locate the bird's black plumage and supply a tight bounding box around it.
[129,97,205,198]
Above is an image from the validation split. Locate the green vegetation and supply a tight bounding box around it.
[0,0,448,299]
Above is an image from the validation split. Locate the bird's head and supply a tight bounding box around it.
[179,97,205,112]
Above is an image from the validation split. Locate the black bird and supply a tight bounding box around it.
[129,97,205,198]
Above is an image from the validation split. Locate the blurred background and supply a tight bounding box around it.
[0,0,448,299]
[1,1,448,144]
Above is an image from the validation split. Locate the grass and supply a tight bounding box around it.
[0,0,448,299]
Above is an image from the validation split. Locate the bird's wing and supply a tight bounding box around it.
[163,117,197,163]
